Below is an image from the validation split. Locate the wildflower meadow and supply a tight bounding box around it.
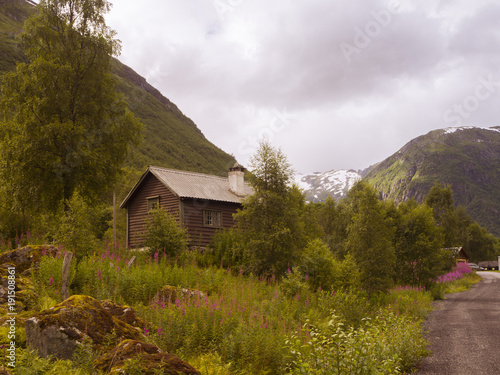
[11,243,478,374]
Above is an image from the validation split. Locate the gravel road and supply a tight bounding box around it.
[416,272,500,374]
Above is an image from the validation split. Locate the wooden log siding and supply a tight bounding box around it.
[182,198,240,247]
[126,172,180,248]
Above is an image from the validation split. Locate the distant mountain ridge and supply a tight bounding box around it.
[297,126,500,236]
[364,126,500,236]
[295,170,361,202]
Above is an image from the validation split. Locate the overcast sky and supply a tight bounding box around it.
[104,0,500,173]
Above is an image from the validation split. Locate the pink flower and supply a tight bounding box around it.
[49,278,53,285]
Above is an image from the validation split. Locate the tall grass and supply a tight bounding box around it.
[30,248,439,374]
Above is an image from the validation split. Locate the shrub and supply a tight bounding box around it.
[10,348,88,375]
[187,352,233,375]
[280,267,308,298]
[286,310,428,374]
[143,208,188,258]
[299,239,336,291]
[52,193,99,259]
[209,229,243,269]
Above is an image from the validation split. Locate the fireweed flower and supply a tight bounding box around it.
[49,278,53,285]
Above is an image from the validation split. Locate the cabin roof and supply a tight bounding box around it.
[120,166,252,208]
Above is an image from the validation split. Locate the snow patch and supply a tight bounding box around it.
[294,173,313,191]
[295,169,362,202]
[444,126,500,134]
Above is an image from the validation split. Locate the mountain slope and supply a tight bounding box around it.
[363,126,500,236]
[0,0,32,71]
[0,0,235,178]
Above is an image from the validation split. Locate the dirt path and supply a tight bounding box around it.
[416,272,500,374]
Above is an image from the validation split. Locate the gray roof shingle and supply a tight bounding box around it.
[120,166,252,208]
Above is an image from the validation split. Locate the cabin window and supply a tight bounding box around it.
[147,196,160,211]
[204,210,222,227]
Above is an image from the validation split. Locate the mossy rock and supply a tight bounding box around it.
[25,295,145,360]
[0,245,58,274]
[101,299,149,330]
[151,285,205,306]
[94,339,201,375]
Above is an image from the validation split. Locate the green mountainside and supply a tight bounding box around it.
[363,127,500,236]
[0,0,32,70]
[0,0,236,178]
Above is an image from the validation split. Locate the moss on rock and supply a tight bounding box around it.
[94,339,201,375]
[100,299,149,330]
[25,295,145,360]
[0,245,58,274]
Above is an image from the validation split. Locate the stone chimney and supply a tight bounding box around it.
[228,163,246,197]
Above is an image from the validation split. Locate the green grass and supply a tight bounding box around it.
[444,272,482,294]
[21,247,435,374]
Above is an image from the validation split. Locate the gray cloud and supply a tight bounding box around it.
[106,0,500,173]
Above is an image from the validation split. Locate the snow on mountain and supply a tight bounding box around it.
[295,169,362,202]
[444,126,500,134]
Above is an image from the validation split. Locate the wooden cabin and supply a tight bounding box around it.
[120,164,252,248]
[443,247,470,264]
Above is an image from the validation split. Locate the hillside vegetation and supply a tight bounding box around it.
[0,0,236,178]
[363,127,500,236]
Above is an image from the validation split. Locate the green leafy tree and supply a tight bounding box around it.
[299,238,360,292]
[394,200,444,289]
[463,222,497,262]
[316,196,350,258]
[424,184,460,246]
[344,180,396,295]
[53,193,99,258]
[0,0,141,214]
[144,208,188,258]
[234,140,307,278]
